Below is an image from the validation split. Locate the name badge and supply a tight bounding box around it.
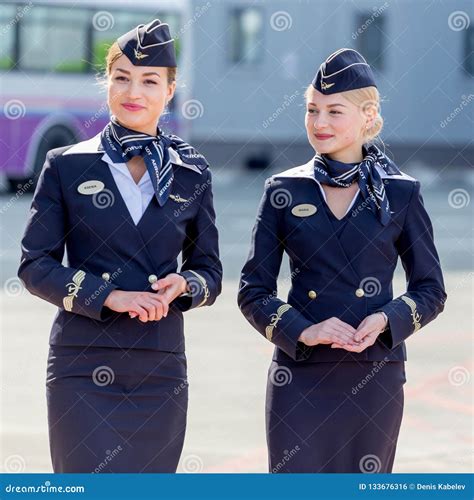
[77,180,105,195]
[291,204,317,217]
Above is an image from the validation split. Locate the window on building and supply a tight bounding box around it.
[464,25,474,76]
[229,7,263,65]
[355,12,387,71]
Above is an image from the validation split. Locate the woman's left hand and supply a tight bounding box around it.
[151,273,188,302]
[129,274,187,319]
[330,312,388,352]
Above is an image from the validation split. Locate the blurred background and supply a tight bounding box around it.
[0,0,472,473]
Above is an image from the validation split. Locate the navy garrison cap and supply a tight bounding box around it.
[117,19,176,67]
[312,48,376,94]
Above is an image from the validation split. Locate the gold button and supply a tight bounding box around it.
[148,274,158,284]
[102,272,110,281]
[308,290,317,299]
[355,288,365,298]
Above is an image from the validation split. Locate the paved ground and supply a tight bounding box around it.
[0,163,472,473]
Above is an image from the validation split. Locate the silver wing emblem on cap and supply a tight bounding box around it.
[321,81,335,90]
[134,48,149,60]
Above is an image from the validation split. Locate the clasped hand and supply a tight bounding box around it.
[299,313,388,353]
[104,273,187,322]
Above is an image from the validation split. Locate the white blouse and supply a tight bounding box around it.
[101,153,154,225]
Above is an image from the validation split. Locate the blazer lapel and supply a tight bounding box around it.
[275,161,361,283]
[310,181,361,283]
[338,197,385,268]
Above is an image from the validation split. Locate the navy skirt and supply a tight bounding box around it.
[46,345,188,473]
[266,359,406,473]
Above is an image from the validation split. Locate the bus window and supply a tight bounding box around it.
[0,5,16,69]
[19,6,90,73]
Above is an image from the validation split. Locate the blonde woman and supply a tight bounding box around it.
[238,48,446,473]
[18,20,222,472]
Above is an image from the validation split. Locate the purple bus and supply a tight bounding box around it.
[1,0,191,191]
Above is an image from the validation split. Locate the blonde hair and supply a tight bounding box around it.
[105,41,177,85]
[341,86,383,143]
[304,85,383,144]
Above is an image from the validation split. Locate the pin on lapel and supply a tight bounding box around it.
[169,194,188,203]
[77,180,105,195]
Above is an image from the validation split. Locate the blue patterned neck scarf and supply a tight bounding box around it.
[313,144,400,226]
[101,118,208,206]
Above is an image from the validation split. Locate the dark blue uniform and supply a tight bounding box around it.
[18,134,222,472]
[238,160,446,472]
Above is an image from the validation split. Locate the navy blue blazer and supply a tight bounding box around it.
[238,160,447,362]
[18,134,222,352]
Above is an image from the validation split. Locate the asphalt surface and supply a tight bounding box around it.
[0,163,472,473]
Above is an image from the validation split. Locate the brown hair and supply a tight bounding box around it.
[304,84,383,144]
[105,41,177,85]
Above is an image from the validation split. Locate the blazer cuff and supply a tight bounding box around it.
[267,305,314,361]
[176,270,210,310]
[377,295,422,349]
[63,269,118,321]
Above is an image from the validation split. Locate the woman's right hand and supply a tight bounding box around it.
[298,317,359,347]
[104,290,169,322]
